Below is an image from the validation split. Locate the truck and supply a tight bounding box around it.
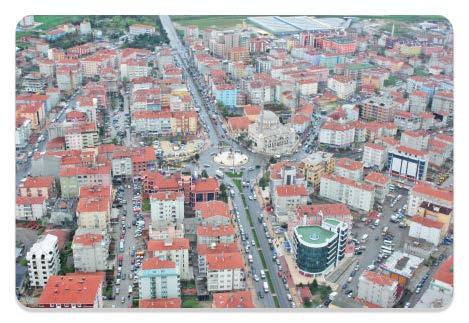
[361,234,369,243]
[128,285,133,294]
[248,254,253,263]
[263,281,269,293]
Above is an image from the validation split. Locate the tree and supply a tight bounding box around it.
[219,183,228,202]
[194,153,200,161]
[310,279,319,293]
[201,170,208,178]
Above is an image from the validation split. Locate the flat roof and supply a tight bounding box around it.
[295,225,335,245]
[323,218,341,226]
[247,16,346,35]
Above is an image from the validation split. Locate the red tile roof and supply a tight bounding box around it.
[147,238,190,252]
[362,270,397,286]
[321,121,354,132]
[192,178,219,192]
[197,242,238,256]
[73,233,104,246]
[243,104,261,116]
[76,196,110,213]
[432,256,454,286]
[365,172,390,185]
[397,145,427,157]
[227,116,252,130]
[16,196,46,205]
[410,216,444,229]
[335,157,363,171]
[212,291,254,308]
[297,203,351,217]
[322,174,374,191]
[365,142,386,151]
[149,191,184,201]
[139,298,181,308]
[21,176,54,189]
[275,184,308,197]
[141,257,176,270]
[194,201,231,220]
[412,182,453,202]
[38,274,102,306]
[206,252,244,270]
[197,225,235,237]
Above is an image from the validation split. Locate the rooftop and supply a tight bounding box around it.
[295,225,336,245]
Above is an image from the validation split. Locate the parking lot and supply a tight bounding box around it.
[334,185,411,300]
[110,177,146,308]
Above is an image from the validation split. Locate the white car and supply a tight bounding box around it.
[253,274,259,282]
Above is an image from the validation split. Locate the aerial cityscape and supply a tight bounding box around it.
[15,15,453,309]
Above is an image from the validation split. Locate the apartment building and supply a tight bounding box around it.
[138,258,180,300]
[38,273,104,308]
[272,185,308,224]
[194,200,232,227]
[357,270,399,308]
[320,174,375,212]
[16,196,47,221]
[26,234,60,287]
[206,252,244,292]
[407,182,453,216]
[147,238,191,281]
[327,76,356,99]
[319,121,355,148]
[300,151,335,190]
[64,123,99,150]
[19,176,55,199]
[197,225,236,245]
[72,228,111,272]
[150,191,185,227]
[197,243,239,276]
[364,172,390,204]
[362,142,387,170]
[334,157,364,181]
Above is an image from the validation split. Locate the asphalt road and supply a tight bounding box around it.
[160,15,293,307]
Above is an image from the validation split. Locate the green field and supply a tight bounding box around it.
[171,15,248,29]
[33,15,86,31]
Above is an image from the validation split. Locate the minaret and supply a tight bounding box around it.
[391,24,395,38]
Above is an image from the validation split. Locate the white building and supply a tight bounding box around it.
[320,174,375,212]
[64,123,99,150]
[206,252,245,292]
[364,172,390,204]
[334,157,364,181]
[147,238,191,281]
[319,121,355,148]
[72,228,111,272]
[272,185,308,224]
[400,130,429,151]
[408,216,444,246]
[196,243,239,276]
[362,142,387,170]
[26,234,60,287]
[80,21,92,34]
[247,110,297,156]
[150,192,185,227]
[407,182,453,216]
[387,145,429,182]
[111,156,132,177]
[327,76,356,99]
[16,196,47,221]
[194,200,232,227]
[138,257,180,299]
[357,270,399,308]
[16,118,32,149]
[129,24,156,37]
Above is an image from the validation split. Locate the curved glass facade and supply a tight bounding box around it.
[295,237,338,274]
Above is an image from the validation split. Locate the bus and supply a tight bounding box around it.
[263,282,269,293]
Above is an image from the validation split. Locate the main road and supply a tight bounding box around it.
[160,15,292,308]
